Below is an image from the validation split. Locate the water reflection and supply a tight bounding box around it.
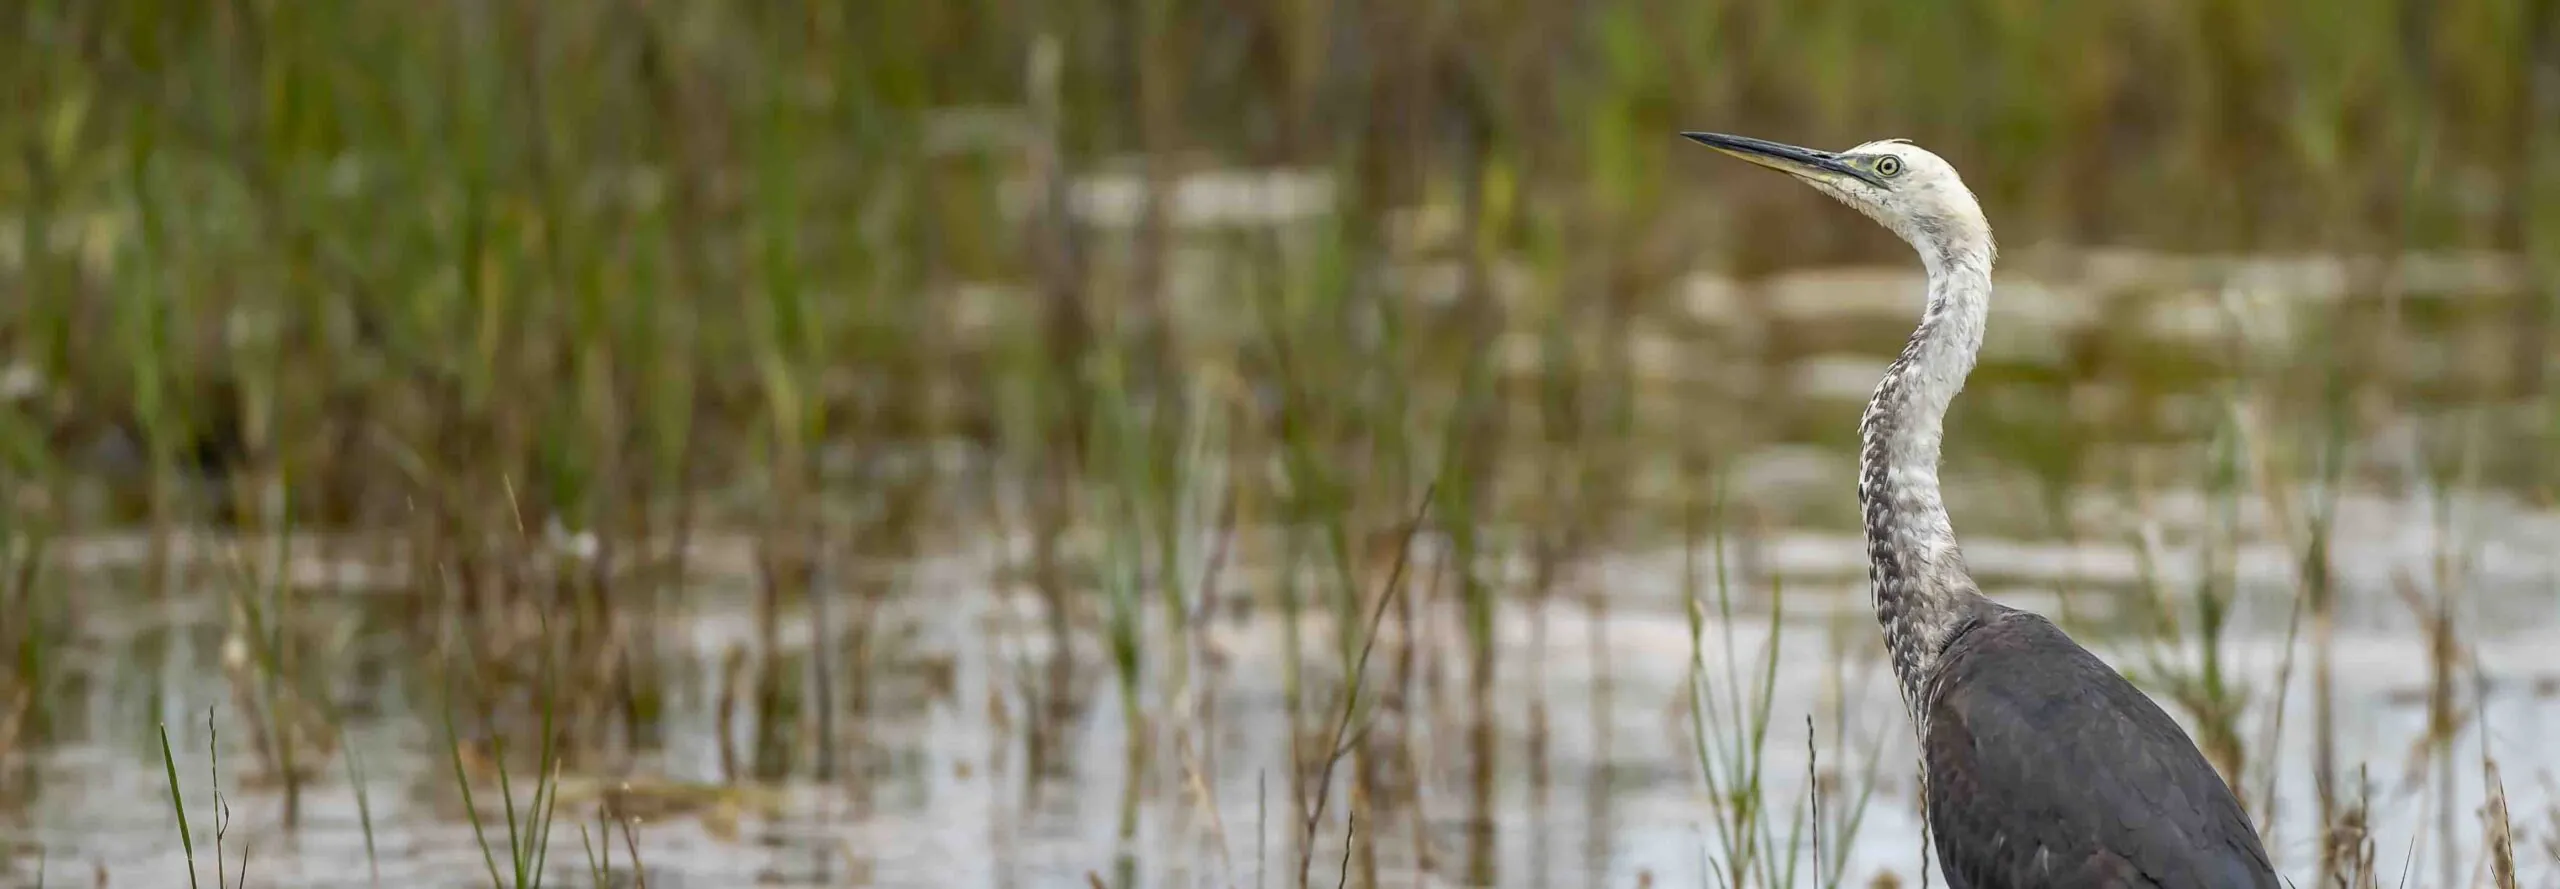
[4,243,2556,887]
[2,499,2553,888]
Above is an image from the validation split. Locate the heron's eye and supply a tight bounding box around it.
[1874,156,1903,178]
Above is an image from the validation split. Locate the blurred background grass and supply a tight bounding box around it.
[0,1,2556,887]
[4,0,2553,528]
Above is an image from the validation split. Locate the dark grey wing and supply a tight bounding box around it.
[1922,612,2280,889]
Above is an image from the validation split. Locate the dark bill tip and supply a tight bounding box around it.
[1680,131,1867,183]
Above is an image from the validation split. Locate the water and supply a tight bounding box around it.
[4,486,2555,889]
[2,240,2555,887]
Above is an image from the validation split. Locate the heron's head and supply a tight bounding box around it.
[1681,132,1990,266]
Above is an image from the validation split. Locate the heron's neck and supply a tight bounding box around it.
[1860,241,1994,710]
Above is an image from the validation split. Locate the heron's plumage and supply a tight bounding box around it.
[1682,130,2280,889]
[1830,140,2000,727]
[1857,219,1992,728]
[1923,610,2281,889]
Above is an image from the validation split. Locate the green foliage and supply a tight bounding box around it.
[0,0,2547,527]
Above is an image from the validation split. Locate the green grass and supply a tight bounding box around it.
[4,0,2551,529]
[340,733,379,886]
[157,709,253,889]
[440,600,568,889]
[10,0,2557,886]
[157,722,202,889]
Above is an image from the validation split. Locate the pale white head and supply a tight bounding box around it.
[1681,132,1994,272]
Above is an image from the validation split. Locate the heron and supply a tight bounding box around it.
[1680,131,2281,889]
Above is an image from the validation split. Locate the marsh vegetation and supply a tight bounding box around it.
[0,1,2556,886]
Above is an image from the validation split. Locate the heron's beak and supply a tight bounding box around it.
[1681,132,1873,185]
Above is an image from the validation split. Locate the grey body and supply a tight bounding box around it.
[1682,131,2280,888]
[1925,607,2278,888]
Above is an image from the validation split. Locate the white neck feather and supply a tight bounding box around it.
[1859,229,1996,723]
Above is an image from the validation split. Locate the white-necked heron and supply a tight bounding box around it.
[1682,130,2281,889]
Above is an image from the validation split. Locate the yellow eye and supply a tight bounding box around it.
[1875,156,1903,177]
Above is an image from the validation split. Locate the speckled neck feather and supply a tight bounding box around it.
[1860,239,1995,727]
